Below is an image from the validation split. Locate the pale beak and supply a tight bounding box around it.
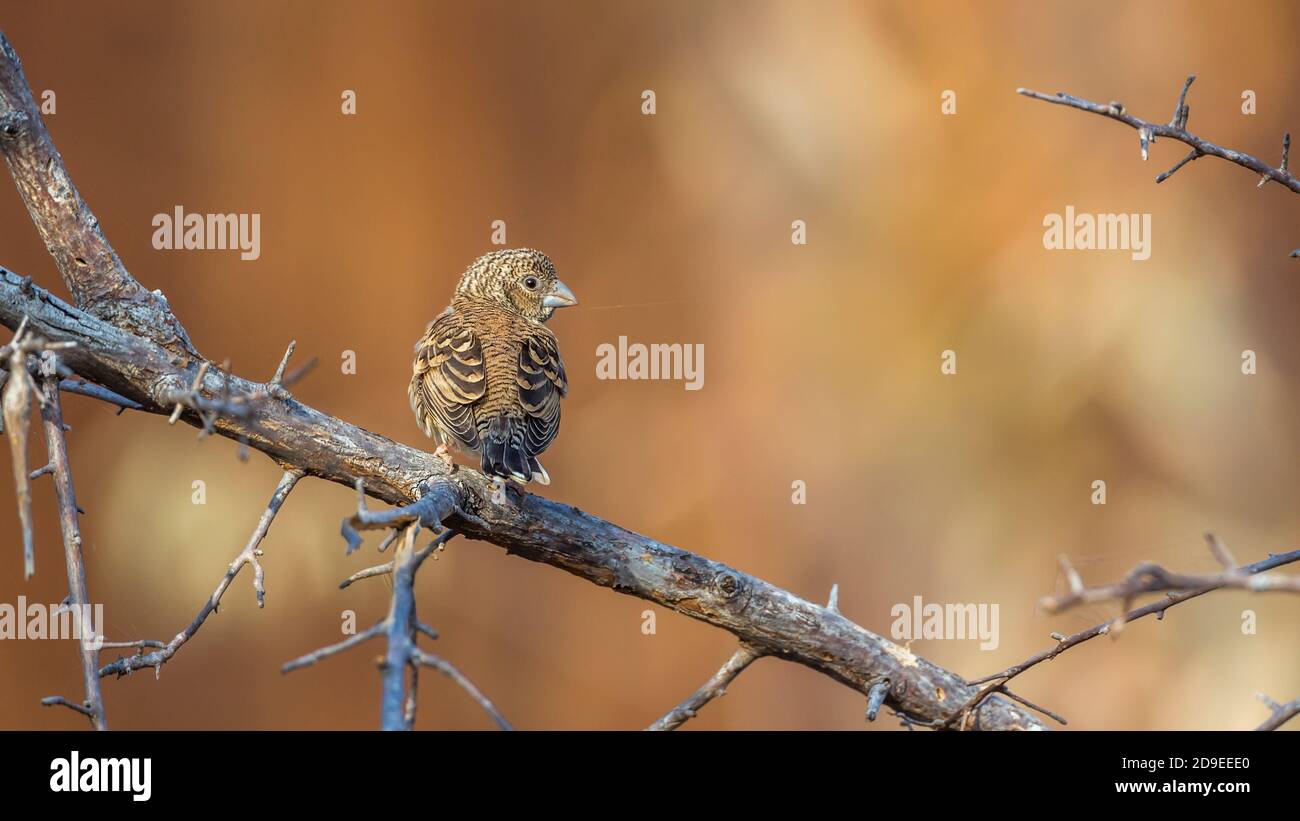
[542,279,578,308]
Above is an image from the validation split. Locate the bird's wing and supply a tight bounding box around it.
[410,309,485,449]
[517,327,568,458]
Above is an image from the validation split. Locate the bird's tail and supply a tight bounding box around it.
[481,417,548,484]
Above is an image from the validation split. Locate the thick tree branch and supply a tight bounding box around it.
[0,31,1044,729]
[0,265,1044,730]
[0,33,197,354]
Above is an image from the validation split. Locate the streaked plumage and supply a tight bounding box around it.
[410,249,576,484]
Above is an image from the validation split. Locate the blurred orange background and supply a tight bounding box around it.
[0,0,1297,730]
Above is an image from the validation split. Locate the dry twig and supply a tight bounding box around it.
[1019,75,1300,255]
[37,357,107,729]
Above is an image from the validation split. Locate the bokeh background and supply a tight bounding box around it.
[0,0,1297,730]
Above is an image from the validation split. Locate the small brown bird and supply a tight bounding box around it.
[410,249,577,485]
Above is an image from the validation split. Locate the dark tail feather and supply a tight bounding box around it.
[481,417,531,482]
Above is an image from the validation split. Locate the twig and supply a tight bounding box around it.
[1039,534,1300,626]
[1156,148,1201,183]
[281,622,385,673]
[40,695,95,719]
[647,643,761,730]
[286,520,484,731]
[412,648,513,730]
[98,469,303,677]
[337,530,455,589]
[947,546,1300,728]
[39,356,106,729]
[1255,693,1300,731]
[339,561,393,589]
[340,478,456,555]
[1019,75,1300,255]
[379,524,430,730]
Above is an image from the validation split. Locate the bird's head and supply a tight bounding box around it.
[455,248,577,322]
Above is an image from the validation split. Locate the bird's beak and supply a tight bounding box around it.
[543,279,578,308]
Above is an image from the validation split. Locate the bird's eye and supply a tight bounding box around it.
[523,276,539,290]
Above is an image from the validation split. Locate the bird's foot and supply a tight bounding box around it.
[434,443,455,469]
[490,476,508,505]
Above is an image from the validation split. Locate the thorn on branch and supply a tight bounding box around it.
[41,695,95,724]
[1156,148,1202,183]
[267,339,316,401]
[1259,132,1291,188]
[168,361,209,424]
[1255,692,1300,731]
[865,679,889,721]
[1170,74,1195,129]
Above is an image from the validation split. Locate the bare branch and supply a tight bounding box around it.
[39,357,106,729]
[339,561,393,589]
[40,695,95,720]
[98,469,303,677]
[949,547,1300,727]
[412,648,513,731]
[1019,76,1300,255]
[0,264,1045,729]
[648,644,761,731]
[0,33,196,353]
[287,520,484,731]
[1156,148,1201,183]
[1039,535,1300,625]
[281,622,385,673]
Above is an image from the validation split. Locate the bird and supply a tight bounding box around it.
[409,249,577,487]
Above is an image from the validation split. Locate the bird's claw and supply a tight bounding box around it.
[434,443,455,470]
